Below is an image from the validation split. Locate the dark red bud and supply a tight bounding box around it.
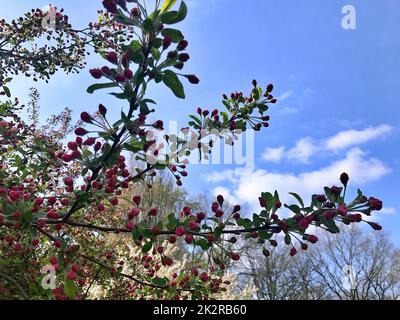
[340,172,349,186]
[106,51,118,64]
[186,74,200,84]
[80,112,93,123]
[89,68,102,79]
[177,40,188,51]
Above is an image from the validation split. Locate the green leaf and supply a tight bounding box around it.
[236,218,252,229]
[273,190,280,203]
[157,220,164,229]
[74,190,89,203]
[166,214,178,230]
[161,1,187,24]
[152,277,167,287]
[130,40,142,53]
[2,86,11,98]
[132,228,140,241]
[222,100,231,110]
[161,28,184,42]
[142,18,155,33]
[188,121,199,129]
[133,68,145,86]
[115,12,139,26]
[324,186,339,203]
[284,204,301,214]
[252,213,264,228]
[163,70,185,99]
[142,241,153,253]
[189,115,202,126]
[161,0,177,13]
[110,92,129,100]
[284,233,291,245]
[143,99,157,105]
[131,50,144,64]
[289,192,305,208]
[258,230,273,240]
[196,239,211,250]
[123,141,143,153]
[214,226,223,239]
[220,111,229,123]
[140,101,154,115]
[64,279,77,299]
[153,163,167,170]
[261,192,275,211]
[320,216,340,234]
[87,82,118,94]
[151,47,161,60]
[141,229,153,239]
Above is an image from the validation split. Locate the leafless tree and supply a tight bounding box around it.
[310,225,400,300]
[236,225,400,300]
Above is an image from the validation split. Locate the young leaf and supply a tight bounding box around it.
[258,230,273,240]
[2,86,11,98]
[284,233,291,245]
[142,241,153,253]
[161,2,187,24]
[151,47,161,60]
[161,0,177,13]
[163,70,185,98]
[189,115,202,126]
[142,18,155,33]
[289,192,305,208]
[64,279,77,299]
[196,239,211,250]
[152,277,167,287]
[284,204,301,215]
[87,82,118,94]
[320,216,340,234]
[161,28,184,42]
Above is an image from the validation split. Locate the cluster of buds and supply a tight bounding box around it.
[260,173,384,257]
[0,119,21,145]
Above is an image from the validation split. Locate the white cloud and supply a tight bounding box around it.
[277,90,293,101]
[303,88,313,99]
[287,137,317,164]
[380,207,396,215]
[262,137,317,164]
[262,147,285,163]
[262,124,393,165]
[326,124,393,151]
[207,148,390,211]
[279,106,298,115]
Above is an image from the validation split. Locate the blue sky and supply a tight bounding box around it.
[3,1,400,243]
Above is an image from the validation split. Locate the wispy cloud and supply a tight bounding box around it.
[279,106,298,115]
[261,136,317,165]
[277,90,293,101]
[262,147,285,163]
[262,124,393,165]
[380,207,397,215]
[303,88,313,99]
[326,124,393,151]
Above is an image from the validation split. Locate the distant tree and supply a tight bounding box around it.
[310,226,400,300]
[237,226,399,300]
